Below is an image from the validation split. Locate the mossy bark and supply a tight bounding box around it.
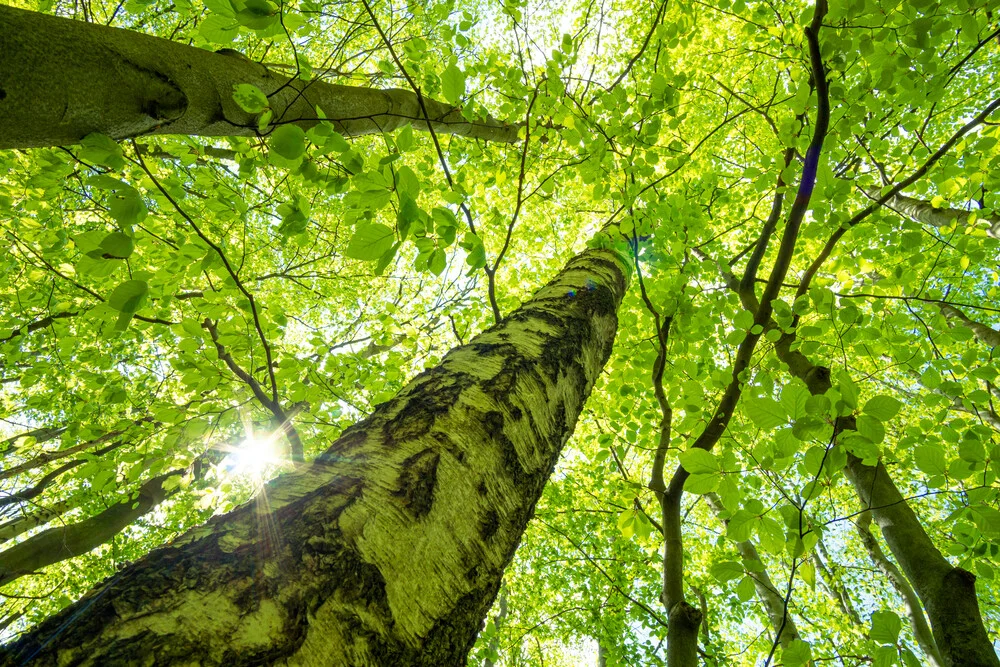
[0,5,519,149]
[0,247,629,666]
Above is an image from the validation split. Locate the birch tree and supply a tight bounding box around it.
[2,0,1000,665]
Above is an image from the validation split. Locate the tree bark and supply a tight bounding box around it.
[774,334,1000,667]
[937,302,1000,348]
[704,493,800,649]
[856,512,944,667]
[870,190,1000,239]
[0,5,519,149]
[0,247,629,666]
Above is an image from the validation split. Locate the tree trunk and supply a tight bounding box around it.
[0,247,629,666]
[856,512,944,667]
[0,5,519,149]
[704,493,800,649]
[774,335,1000,667]
[870,190,1000,239]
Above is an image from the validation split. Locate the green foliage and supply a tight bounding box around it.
[4,0,1000,664]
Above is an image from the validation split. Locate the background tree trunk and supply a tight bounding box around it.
[0,247,628,667]
[775,335,1000,667]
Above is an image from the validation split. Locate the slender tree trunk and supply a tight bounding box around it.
[704,493,800,649]
[856,512,944,667]
[482,585,508,667]
[0,248,628,666]
[597,638,610,667]
[774,335,1000,667]
[0,5,519,149]
[662,484,701,667]
[813,535,863,627]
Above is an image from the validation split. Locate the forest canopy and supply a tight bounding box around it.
[1,0,1000,664]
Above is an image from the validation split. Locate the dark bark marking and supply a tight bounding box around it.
[479,509,500,541]
[510,406,522,421]
[483,411,528,487]
[421,581,501,667]
[581,256,629,297]
[315,427,368,464]
[805,364,832,393]
[477,480,488,496]
[126,60,188,124]
[431,430,464,463]
[393,449,440,519]
[0,88,6,101]
[382,367,465,445]
[471,342,517,356]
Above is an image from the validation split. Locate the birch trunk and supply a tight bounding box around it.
[0,5,519,149]
[0,247,628,667]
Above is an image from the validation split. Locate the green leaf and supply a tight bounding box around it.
[782,639,812,667]
[199,14,239,43]
[79,133,125,170]
[374,242,400,276]
[870,610,902,645]
[432,206,459,229]
[873,646,898,667]
[863,395,902,421]
[107,187,148,228]
[678,448,718,474]
[780,382,810,419]
[397,124,414,151]
[345,223,396,261]
[838,370,859,410]
[733,309,754,330]
[428,248,447,275]
[108,279,148,314]
[736,575,756,601]
[236,0,278,29]
[856,414,885,444]
[269,124,307,160]
[900,648,922,667]
[441,64,466,105]
[233,83,269,113]
[684,472,720,494]
[710,561,743,582]
[203,0,235,17]
[727,510,756,542]
[396,166,421,198]
[744,395,788,429]
[92,232,135,259]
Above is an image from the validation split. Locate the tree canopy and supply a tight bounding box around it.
[1,0,1000,664]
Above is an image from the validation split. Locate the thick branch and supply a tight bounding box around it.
[772,334,1000,667]
[0,5,518,149]
[0,469,182,586]
[936,302,1000,348]
[867,191,1000,240]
